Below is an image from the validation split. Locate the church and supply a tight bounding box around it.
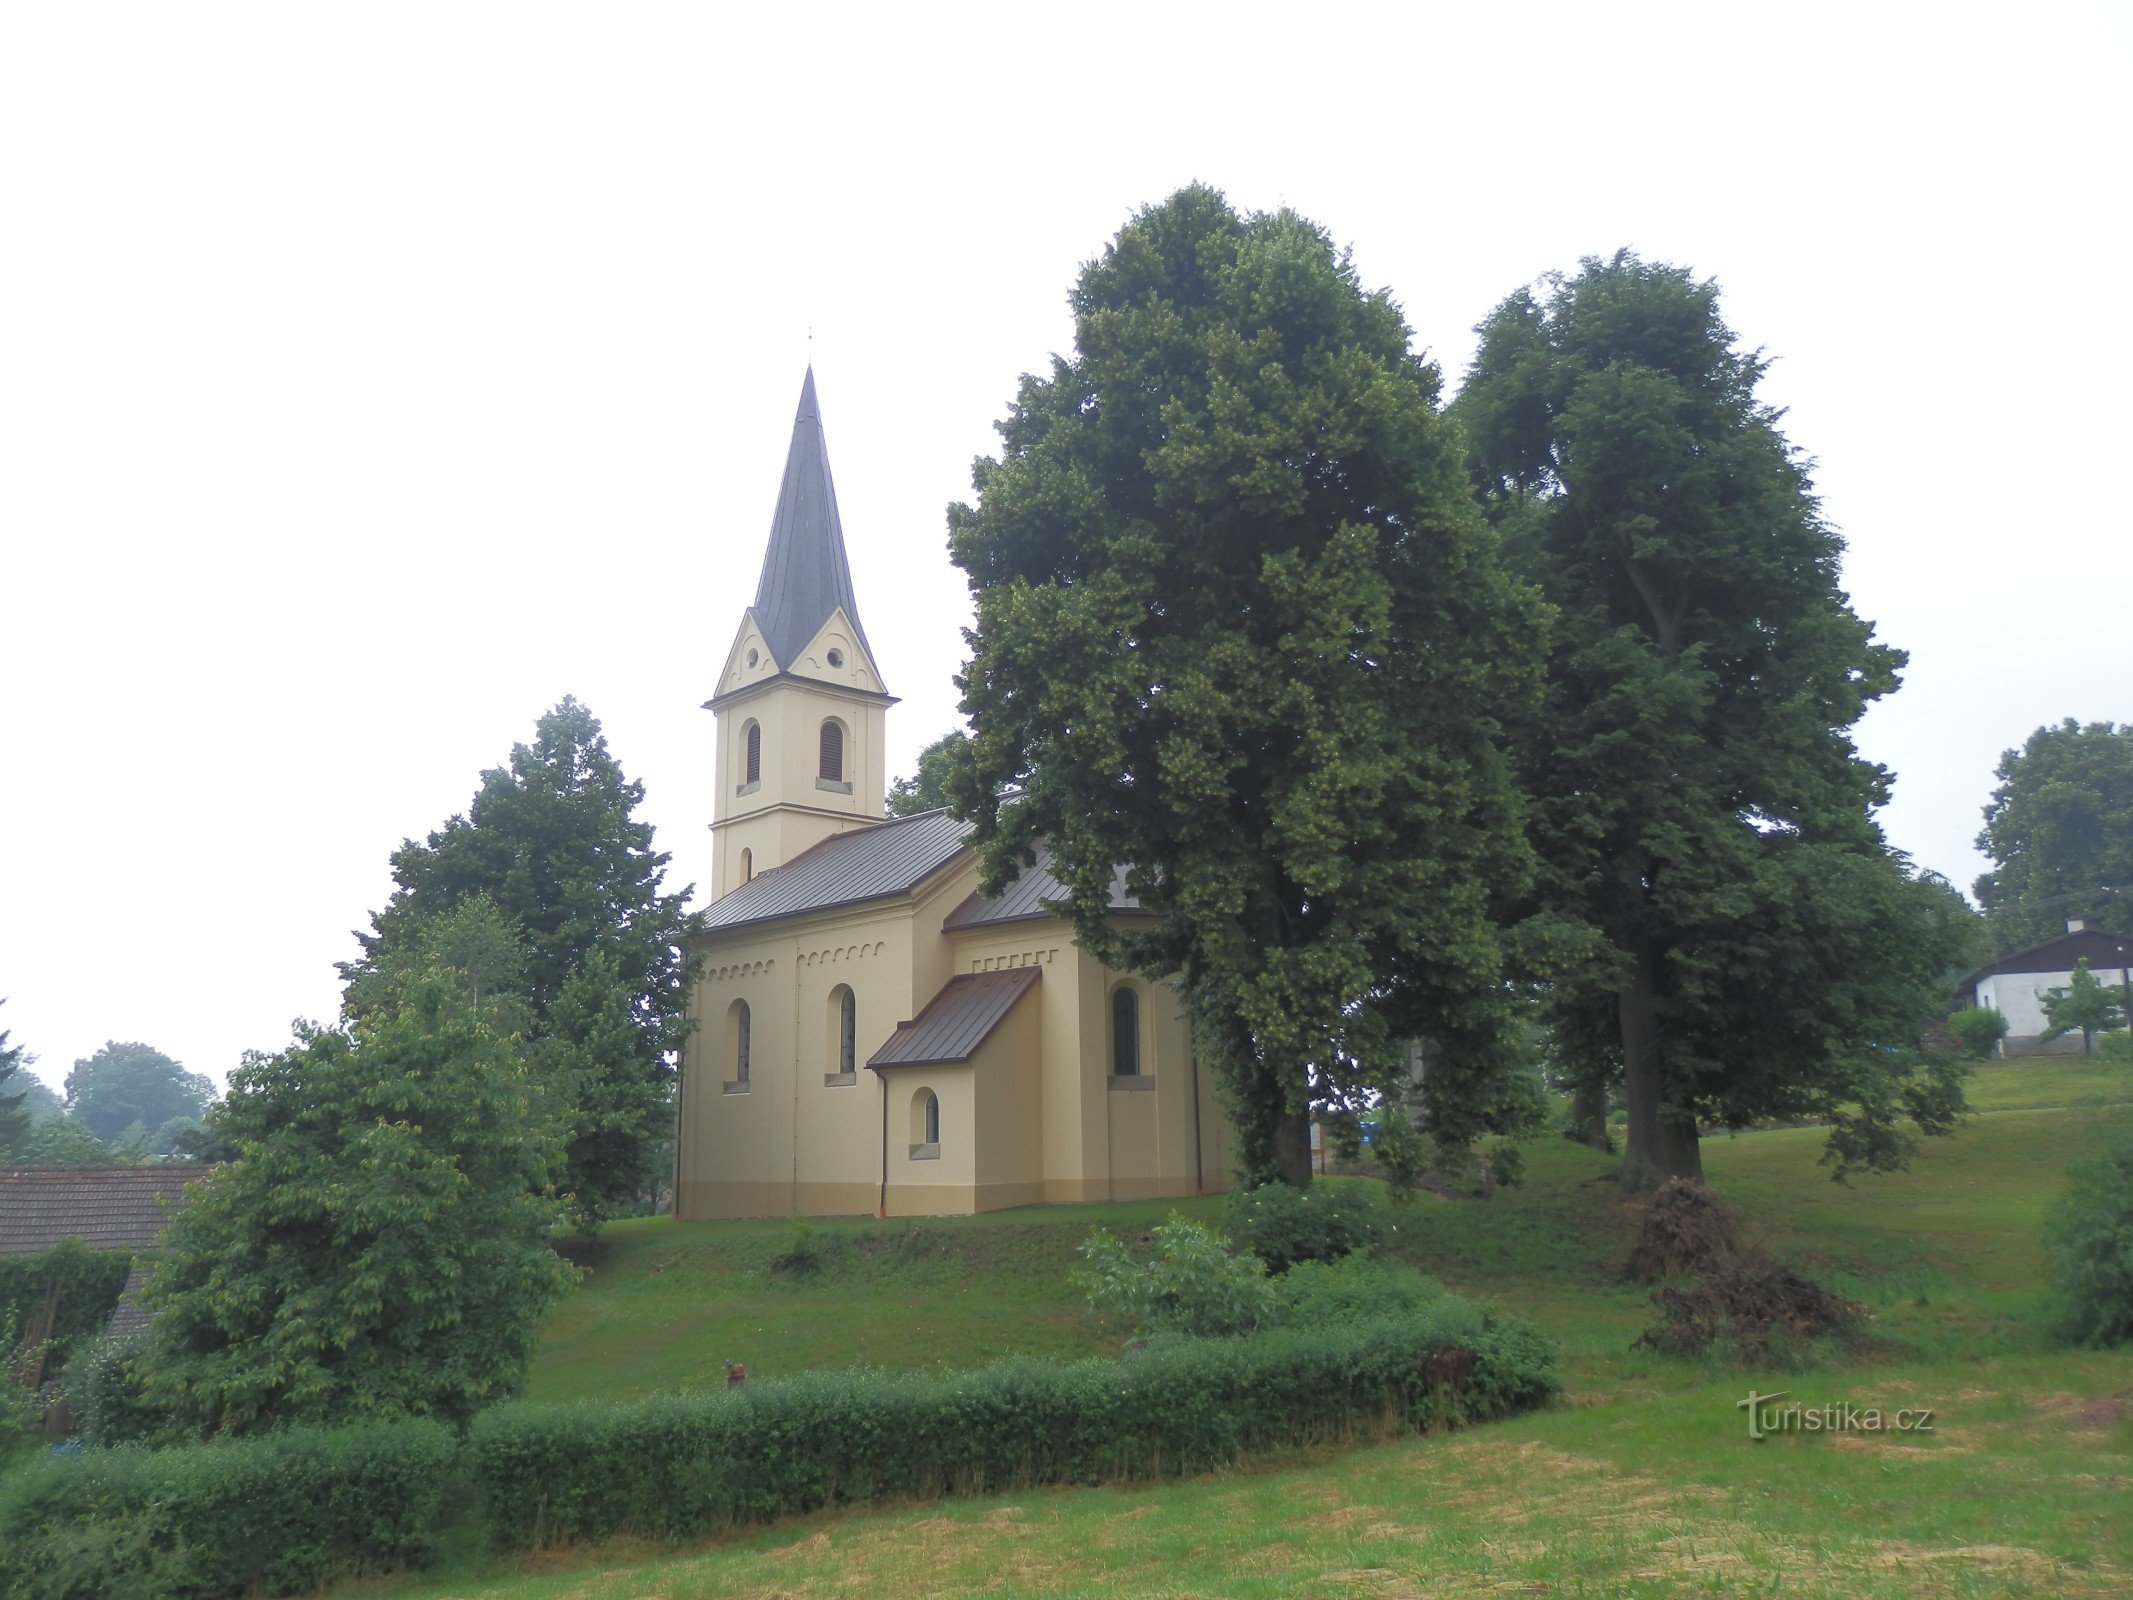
[672,373,1232,1219]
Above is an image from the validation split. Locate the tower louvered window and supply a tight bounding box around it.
[819,720,844,782]
[744,722,761,785]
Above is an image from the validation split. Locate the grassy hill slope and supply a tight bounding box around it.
[379,1058,2132,1599]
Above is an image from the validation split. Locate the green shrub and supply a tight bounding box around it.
[471,1307,1560,1550]
[67,1328,165,1447]
[1273,1256,1447,1326]
[2044,1130,2133,1348]
[0,1242,133,1381]
[1226,1181,1386,1272]
[0,1418,458,1600]
[1074,1213,1276,1337]
[1945,1006,2010,1060]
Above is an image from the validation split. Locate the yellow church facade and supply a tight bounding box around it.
[673,373,1230,1219]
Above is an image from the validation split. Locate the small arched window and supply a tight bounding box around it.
[735,1000,751,1083]
[744,722,761,786]
[923,1090,940,1145]
[819,719,844,783]
[1111,987,1141,1077]
[839,987,857,1075]
[740,848,753,884]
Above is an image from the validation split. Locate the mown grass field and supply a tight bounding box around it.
[362,1058,2133,1599]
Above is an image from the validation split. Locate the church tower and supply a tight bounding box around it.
[708,370,894,899]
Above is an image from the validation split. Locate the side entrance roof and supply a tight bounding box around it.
[868,967,1042,1069]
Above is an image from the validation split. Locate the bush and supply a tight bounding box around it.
[1074,1213,1276,1338]
[1945,1006,2010,1060]
[1626,1178,1740,1283]
[1226,1181,1387,1272]
[471,1307,1560,1550]
[1273,1256,1448,1327]
[1634,1255,1868,1365]
[0,1419,458,1600]
[2044,1130,2133,1348]
[66,1328,164,1447]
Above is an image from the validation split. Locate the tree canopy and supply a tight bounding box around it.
[1456,251,1975,1187]
[341,698,701,1225]
[947,185,1546,1186]
[135,948,576,1438]
[62,1041,215,1145]
[886,730,968,818]
[1975,719,2133,947]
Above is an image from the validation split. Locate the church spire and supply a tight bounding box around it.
[750,367,873,669]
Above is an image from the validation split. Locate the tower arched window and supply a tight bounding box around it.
[1111,986,1141,1077]
[740,848,753,884]
[744,722,761,786]
[819,719,844,783]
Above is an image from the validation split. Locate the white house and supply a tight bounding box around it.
[1958,921,2133,1056]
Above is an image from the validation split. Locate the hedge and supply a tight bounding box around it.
[0,1305,1560,1591]
[472,1305,1560,1550]
[0,1419,457,1600]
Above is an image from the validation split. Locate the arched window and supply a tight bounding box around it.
[838,987,856,1075]
[818,719,844,783]
[744,721,761,786]
[740,848,753,884]
[734,1000,751,1083]
[921,1089,940,1145]
[1111,986,1141,1077]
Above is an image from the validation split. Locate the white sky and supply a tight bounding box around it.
[3,3,2127,1094]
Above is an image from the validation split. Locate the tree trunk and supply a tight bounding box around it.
[1270,1106,1314,1187]
[1568,1083,1612,1151]
[1618,940,1702,1189]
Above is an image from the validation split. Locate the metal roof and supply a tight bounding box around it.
[750,367,875,671]
[0,1166,206,1256]
[701,809,974,933]
[1958,926,2133,991]
[943,844,1143,929]
[867,967,1042,1068]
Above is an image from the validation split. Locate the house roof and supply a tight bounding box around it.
[105,1260,155,1338]
[1958,926,2133,992]
[0,1166,205,1256]
[749,367,875,671]
[943,844,1143,929]
[867,967,1042,1068]
[701,809,974,934]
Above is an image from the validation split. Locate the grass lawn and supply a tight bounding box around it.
[361,1058,2133,1598]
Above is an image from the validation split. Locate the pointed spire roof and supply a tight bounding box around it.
[750,368,873,669]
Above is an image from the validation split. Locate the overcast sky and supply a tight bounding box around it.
[3,3,2127,1095]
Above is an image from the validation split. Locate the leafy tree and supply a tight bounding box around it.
[1458,251,1975,1188]
[947,186,1546,1187]
[2044,1129,2133,1347]
[1975,720,2133,947]
[2040,959,2127,1056]
[63,1042,215,1144]
[341,699,702,1225]
[0,999,30,1156]
[133,962,576,1438]
[20,1115,118,1166]
[885,730,968,817]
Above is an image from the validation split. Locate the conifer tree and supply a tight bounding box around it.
[0,999,31,1157]
[343,698,701,1223]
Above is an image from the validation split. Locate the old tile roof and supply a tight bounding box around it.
[867,967,1042,1068]
[702,809,973,933]
[0,1167,203,1256]
[943,843,1143,929]
[105,1260,155,1338]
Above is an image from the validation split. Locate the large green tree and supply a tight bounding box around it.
[1457,251,1975,1188]
[947,186,1546,1187]
[886,730,968,817]
[0,999,32,1156]
[134,942,576,1438]
[2041,959,2127,1056]
[1975,720,2133,947]
[342,698,701,1224]
[63,1041,215,1144]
